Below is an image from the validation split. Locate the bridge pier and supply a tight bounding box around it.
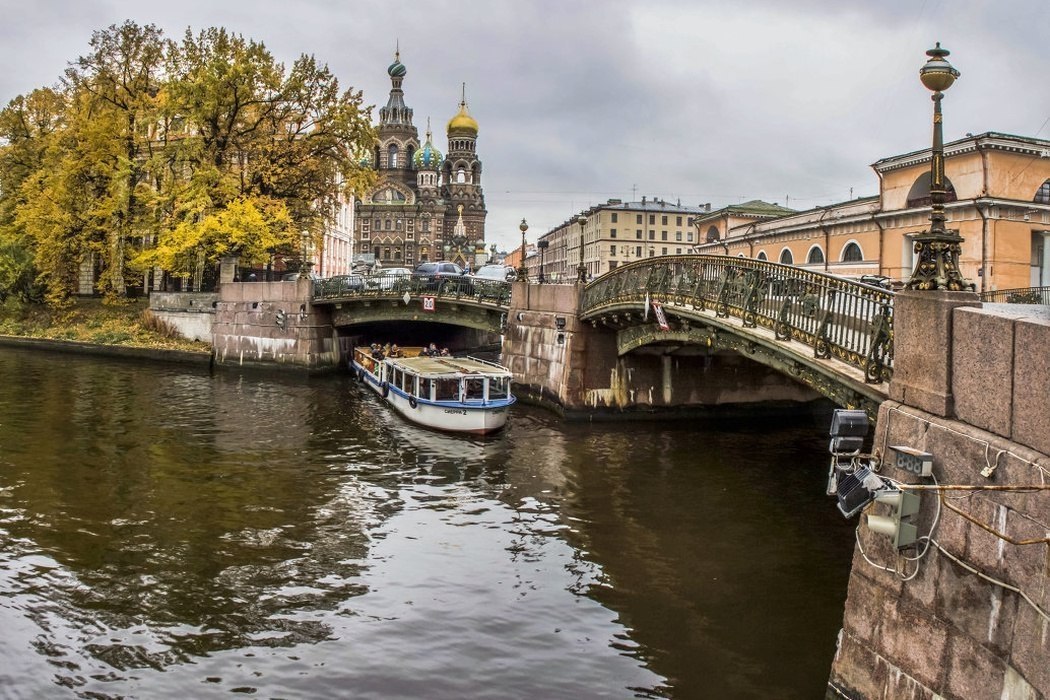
[211,280,340,370]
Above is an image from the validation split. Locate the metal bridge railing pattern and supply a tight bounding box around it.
[580,255,895,384]
[979,286,1050,305]
[313,273,513,307]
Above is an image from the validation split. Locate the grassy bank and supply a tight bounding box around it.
[0,298,211,352]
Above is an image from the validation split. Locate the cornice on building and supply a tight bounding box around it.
[872,131,1050,173]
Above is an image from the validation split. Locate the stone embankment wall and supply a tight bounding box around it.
[149,292,218,343]
[211,280,339,370]
[502,282,819,415]
[829,292,1050,699]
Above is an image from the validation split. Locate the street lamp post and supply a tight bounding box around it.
[299,230,314,279]
[906,43,971,291]
[518,218,529,282]
[576,215,588,284]
[537,239,549,282]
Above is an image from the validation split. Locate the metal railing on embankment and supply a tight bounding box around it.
[580,255,895,384]
[979,286,1050,305]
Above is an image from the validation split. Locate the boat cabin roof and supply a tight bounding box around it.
[387,355,510,379]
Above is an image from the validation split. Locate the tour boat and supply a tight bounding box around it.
[351,346,516,435]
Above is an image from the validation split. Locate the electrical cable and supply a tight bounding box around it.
[929,539,1050,624]
[886,405,1050,482]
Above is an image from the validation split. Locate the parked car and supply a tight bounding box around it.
[472,264,518,282]
[367,266,413,290]
[414,261,471,293]
[316,273,366,296]
[282,271,322,281]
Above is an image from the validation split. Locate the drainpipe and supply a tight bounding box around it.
[975,198,989,294]
[977,139,991,294]
[723,213,731,255]
[874,216,885,277]
[818,207,831,272]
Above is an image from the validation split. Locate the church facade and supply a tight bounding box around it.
[353,53,487,270]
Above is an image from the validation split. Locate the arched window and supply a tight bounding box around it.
[841,242,863,262]
[906,171,957,208]
[756,251,767,261]
[388,144,399,168]
[1035,179,1050,204]
[406,145,416,167]
[779,249,794,265]
[456,168,466,184]
[706,226,720,243]
[807,246,825,264]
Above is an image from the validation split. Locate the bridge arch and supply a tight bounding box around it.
[579,255,894,417]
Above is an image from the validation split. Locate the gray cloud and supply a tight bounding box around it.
[2,0,1047,250]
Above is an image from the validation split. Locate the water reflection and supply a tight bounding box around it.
[0,347,853,698]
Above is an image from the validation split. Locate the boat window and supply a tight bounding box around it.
[465,378,485,401]
[435,378,459,401]
[392,369,402,389]
[488,376,509,400]
[420,377,433,400]
[401,372,413,393]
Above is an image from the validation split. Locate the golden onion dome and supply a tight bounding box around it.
[447,101,479,137]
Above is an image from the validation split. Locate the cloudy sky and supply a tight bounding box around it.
[2,0,1049,251]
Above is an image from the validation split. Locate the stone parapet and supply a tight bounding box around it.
[952,303,1050,455]
[888,289,980,417]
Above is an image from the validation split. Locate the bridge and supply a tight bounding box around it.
[578,255,895,414]
[311,272,512,335]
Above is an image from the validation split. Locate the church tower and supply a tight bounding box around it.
[442,85,487,263]
[414,120,442,202]
[375,50,419,190]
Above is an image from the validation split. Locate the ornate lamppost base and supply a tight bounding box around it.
[905,231,975,291]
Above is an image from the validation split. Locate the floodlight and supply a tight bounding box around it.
[835,466,885,519]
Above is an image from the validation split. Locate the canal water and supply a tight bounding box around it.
[0,347,856,699]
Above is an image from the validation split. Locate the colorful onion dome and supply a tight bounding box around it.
[413,132,443,169]
[388,51,406,79]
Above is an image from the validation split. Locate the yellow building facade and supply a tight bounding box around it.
[693,132,1050,294]
[534,197,714,282]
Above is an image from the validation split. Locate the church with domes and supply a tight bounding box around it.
[353,52,487,270]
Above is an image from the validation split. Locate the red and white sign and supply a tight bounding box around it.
[652,301,669,331]
[422,295,436,312]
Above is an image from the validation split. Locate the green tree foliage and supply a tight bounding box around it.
[0,88,65,303]
[0,21,376,304]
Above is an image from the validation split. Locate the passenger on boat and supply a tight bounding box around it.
[390,344,401,358]
[439,347,450,356]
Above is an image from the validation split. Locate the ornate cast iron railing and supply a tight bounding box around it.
[580,256,895,383]
[979,286,1050,305]
[313,273,513,307]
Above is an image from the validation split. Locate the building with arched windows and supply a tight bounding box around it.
[693,132,1050,293]
[353,52,487,270]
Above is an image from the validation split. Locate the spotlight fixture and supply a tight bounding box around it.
[835,466,886,519]
[829,409,869,456]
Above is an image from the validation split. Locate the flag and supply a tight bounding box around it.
[643,292,650,321]
[653,301,669,331]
